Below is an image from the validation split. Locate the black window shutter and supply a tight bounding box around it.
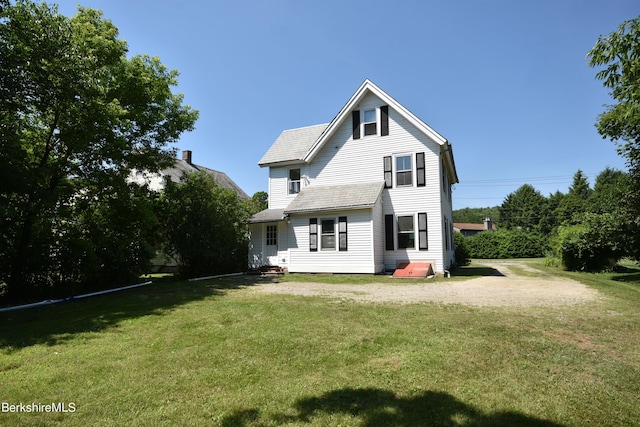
[418,212,428,250]
[380,105,389,136]
[385,214,394,250]
[309,218,318,251]
[338,216,348,251]
[416,152,426,187]
[444,218,450,251]
[383,156,392,188]
[352,110,361,140]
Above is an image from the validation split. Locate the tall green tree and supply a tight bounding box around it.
[568,169,592,200]
[0,1,198,301]
[590,167,628,214]
[247,191,269,215]
[587,16,640,259]
[499,184,549,233]
[587,16,640,170]
[160,172,249,278]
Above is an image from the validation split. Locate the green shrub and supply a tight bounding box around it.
[466,231,502,259]
[465,230,547,259]
[553,213,628,271]
[453,232,471,266]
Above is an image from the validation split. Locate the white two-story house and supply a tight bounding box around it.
[248,80,459,275]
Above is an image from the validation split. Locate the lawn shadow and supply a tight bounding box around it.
[221,387,564,427]
[611,266,640,284]
[452,266,505,277]
[0,275,275,352]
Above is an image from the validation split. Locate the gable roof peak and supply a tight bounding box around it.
[303,79,448,162]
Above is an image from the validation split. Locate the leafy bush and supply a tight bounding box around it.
[465,230,547,259]
[453,232,471,266]
[553,213,628,271]
[159,172,250,278]
[465,231,502,259]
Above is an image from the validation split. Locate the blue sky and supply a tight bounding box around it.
[54,0,639,209]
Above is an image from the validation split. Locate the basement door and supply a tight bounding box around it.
[265,224,278,266]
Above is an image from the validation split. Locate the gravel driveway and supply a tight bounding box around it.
[252,262,600,307]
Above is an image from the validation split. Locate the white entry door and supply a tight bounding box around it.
[265,224,278,266]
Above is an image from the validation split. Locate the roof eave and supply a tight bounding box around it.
[258,159,307,168]
[285,203,377,215]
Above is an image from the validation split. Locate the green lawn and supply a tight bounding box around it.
[1,263,639,426]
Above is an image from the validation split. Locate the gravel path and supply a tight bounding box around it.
[251,262,601,307]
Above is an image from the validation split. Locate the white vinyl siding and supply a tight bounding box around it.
[308,94,445,271]
[268,164,306,209]
[260,91,452,273]
[248,223,263,269]
[247,222,289,269]
[288,209,381,274]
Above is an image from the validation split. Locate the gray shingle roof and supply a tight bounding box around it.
[258,123,329,166]
[284,181,385,214]
[248,208,287,224]
[160,159,249,199]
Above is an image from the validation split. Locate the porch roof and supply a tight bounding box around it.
[284,181,385,214]
[249,208,286,224]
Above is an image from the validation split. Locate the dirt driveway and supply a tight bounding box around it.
[252,262,601,307]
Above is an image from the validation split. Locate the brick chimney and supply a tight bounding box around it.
[484,217,493,231]
[182,150,192,164]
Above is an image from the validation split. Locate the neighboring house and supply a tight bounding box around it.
[453,218,496,237]
[131,150,249,199]
[248,80,459,274]
[131,150,248,272]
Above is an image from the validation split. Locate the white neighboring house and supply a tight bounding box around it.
[130,150,249,272]
[131,150,249,198]
[248,80,459,275]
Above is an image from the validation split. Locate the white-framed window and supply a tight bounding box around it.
[289,168,301,194]
[310,217,348,251]
[266,225,277,246]
[321,219,336,250]
[396,155,413,187]
[397,215,415,249]
[363,109,377,136]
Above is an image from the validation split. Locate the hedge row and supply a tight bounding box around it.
[461,229,547,259]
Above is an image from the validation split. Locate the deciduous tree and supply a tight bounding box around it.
[0,1,198,301]
[587,16,640,259]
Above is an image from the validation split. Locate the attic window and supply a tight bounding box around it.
[352,106,388,139]
[363,109,377,136]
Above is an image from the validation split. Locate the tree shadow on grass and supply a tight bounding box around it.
[221,387,564,427]
[0,276,272,352]
[611,265,640,285]
[452,266,505,277]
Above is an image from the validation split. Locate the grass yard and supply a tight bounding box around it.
[1,262,639,426]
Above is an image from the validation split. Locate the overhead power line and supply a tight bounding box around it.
[455,172,600,187]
